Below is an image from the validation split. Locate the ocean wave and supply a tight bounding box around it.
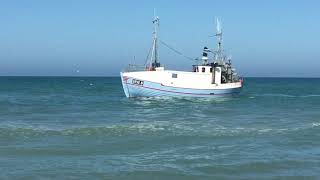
[252,93,320,98]
[0,121,186,138]
[300,94,320,98]
[312,122,320,127]
[0,121,318,139]
[255,93,297,98]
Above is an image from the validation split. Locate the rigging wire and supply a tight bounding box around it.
[159,40,199,62]
[144,45,153,67]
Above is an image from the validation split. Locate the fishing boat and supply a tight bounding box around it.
[120,16,243,98]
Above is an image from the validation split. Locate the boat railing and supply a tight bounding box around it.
[123,64,146,72]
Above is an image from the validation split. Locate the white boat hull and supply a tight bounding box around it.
[120,71,242,98]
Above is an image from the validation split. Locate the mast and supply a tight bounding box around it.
[216,18,222,52]
[215,18,224,64]
[149,10,160,69]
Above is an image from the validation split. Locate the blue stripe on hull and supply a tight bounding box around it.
[120,75,242,98]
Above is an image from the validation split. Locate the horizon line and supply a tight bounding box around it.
[0,75,319,79]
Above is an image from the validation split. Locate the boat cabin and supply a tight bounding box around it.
[192,65,213,73]
[192,65,222,84]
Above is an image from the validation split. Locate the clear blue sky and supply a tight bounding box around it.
[0,0,319,77]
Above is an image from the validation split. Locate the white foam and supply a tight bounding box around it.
[301,95,320,98]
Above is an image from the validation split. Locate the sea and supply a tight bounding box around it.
[0,77,319,179]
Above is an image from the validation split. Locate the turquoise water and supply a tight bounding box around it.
[0,77,319,179]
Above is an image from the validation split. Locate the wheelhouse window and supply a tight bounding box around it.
[172,73,178,78]
[210,68,213,72]
[202,67,205,73]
